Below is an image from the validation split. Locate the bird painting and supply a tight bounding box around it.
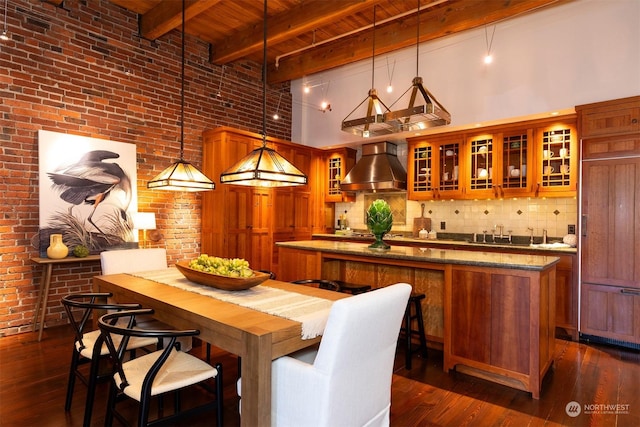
[47,150,132,237]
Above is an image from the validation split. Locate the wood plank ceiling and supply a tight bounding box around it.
[47,0,572,84]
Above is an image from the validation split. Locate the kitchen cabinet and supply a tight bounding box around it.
[465,132,498,199]
[202,127,323,273]
[579,95,640,138]
[497,129,534,197]
[407,116,576,200]
[534,121,578,197]
[325,148,356,202]
[446,264,556,399]
[577,96,640,346]
[407,135,464,200]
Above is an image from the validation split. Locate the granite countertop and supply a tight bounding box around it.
[277,240,560,271]
[312,233,578,254]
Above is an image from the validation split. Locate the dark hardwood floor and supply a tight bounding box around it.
[0,325,638,426]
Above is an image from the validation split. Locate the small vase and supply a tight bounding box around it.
[47,234,69,259]
[368,232,390,250]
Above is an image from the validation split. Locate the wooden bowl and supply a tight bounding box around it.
[175,260,270,291]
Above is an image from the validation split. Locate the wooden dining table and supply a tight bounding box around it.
[93,272,348,427]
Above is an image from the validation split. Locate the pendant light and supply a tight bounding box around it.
[147,0,215,192]
[219,0,307,187]
[384,0,451,132]
[341,6,395,138]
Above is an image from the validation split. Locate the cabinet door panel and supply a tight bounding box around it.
[582,158,640,288]
[491,274,530,374]
[450,270,491,363]
[581,283,640,343]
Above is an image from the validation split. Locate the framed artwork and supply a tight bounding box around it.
[38,130,138,255]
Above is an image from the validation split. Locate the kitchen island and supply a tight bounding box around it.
[277,240,559,398]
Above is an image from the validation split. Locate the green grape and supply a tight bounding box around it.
[188,254,254,278]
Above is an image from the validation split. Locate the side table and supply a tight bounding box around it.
[30,255,101,341]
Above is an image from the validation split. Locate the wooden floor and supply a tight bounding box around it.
[0,325,638,427]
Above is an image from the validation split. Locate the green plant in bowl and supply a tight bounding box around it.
[366,199,393,250]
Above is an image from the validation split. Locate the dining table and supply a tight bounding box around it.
[93,270,348,427]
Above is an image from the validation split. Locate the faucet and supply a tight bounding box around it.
[493,224,504,240]
[507,230,513,244]
[542,229,548,244]
[527,227,534,244]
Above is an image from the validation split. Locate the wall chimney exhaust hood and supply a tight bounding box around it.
[340,141,407,192]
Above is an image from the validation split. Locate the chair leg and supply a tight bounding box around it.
[415,301,428,358]
[64,349,80,411]
[404,306,412,370]
[82,355,102,427]
[215,363,223,427]
[104,381,118,427]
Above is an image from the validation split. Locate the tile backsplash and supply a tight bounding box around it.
[336,195,577,239]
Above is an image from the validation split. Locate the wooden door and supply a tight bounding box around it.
[250,189,272,271]
[225,186,253,262]
[581,158,640,288]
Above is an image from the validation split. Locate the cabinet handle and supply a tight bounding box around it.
[581,214,587,237]
[621,289,640,296]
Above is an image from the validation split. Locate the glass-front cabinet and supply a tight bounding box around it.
[466,133,496,198]
[500,129,533,196]
[325,148,356,202]
[407,136,463,200]
[407,115,577,200]
[535,121,577,197]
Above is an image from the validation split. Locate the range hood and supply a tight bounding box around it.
[340,141,407,192]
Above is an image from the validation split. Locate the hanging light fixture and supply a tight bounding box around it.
[220,0,307,187]
[1,0,9,41]
[147,0,215,192]
[384,0,451,132]
[341,6,395,138]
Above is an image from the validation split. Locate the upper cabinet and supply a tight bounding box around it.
[325,148,356,202]
[407,115,577,200]
[534,121,578,197]
[407,135,464,200]
[579,96,640,138]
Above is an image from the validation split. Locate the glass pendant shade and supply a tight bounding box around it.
[220,144,307,187]
[147,0,215,192]
[220,0,307,187]
[148,159,215,191]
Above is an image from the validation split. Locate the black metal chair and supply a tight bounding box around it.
[99,308,224,427]
[62,293,157,427]
[291,279,341,292]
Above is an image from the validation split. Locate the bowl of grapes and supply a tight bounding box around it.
[175,255,270,291]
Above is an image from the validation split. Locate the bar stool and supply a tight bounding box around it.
[400,292,428,369]
[334,280,371,295]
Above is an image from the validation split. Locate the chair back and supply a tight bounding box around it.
[100,248,168,274]
[291,279,341,292]
[302,283,411,426]
[62,293,140,353]
[98,309,200,395]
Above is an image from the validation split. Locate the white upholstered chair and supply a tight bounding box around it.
[100,248,192,352]
[237,282,412,427]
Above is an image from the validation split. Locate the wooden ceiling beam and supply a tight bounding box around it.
[210,0,380,64]
[268,0,570,83]
[139,0,222,41]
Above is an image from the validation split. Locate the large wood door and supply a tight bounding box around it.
[250,189,272,271]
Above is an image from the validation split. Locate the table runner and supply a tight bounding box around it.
[128,267,333,339]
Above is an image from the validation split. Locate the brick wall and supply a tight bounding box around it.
[0,0,292,336]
